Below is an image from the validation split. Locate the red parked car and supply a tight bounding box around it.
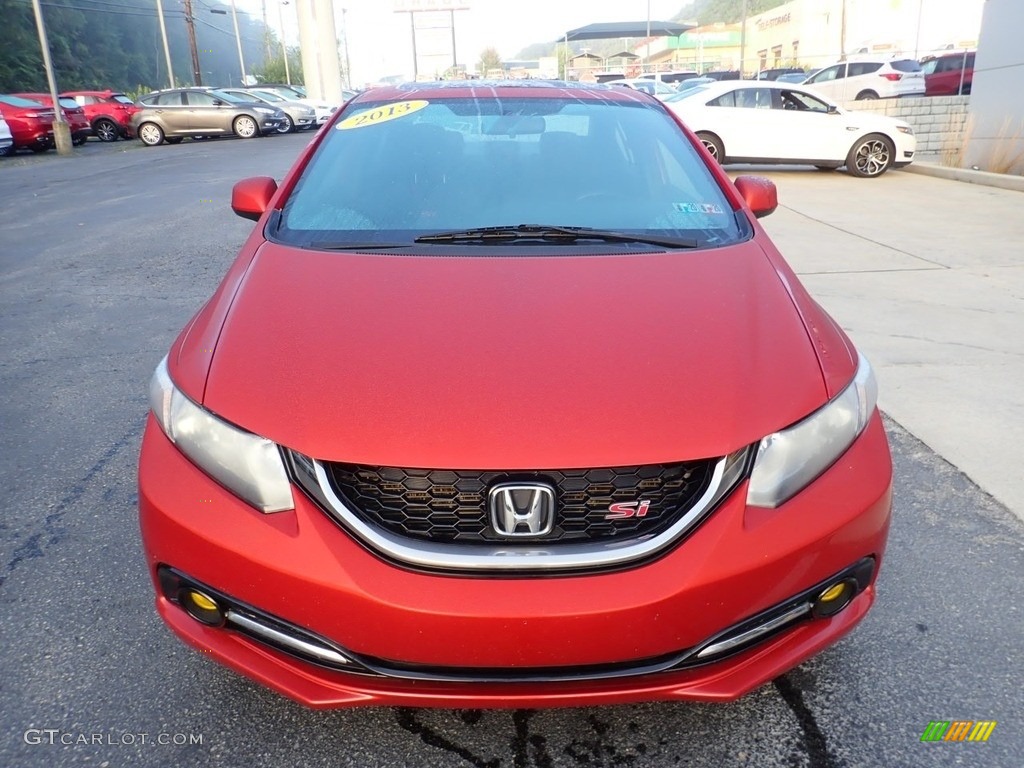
[60,89,139,141]
[0,94,55,154]
[13,93,92,145]
[139,82,893,709]
[921,51,974,96]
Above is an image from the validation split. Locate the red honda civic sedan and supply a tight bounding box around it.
[138,81,892,709]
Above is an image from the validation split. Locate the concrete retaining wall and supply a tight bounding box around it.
[842,95,970,156]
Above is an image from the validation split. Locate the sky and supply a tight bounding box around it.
[237,0,687,85]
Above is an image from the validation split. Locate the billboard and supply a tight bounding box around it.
[393,0,470,11]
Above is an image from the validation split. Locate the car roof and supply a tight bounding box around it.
[59,90,122,96]
[350,80,652,105]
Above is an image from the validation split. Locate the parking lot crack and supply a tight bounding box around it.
[774,676,836,768]
[0,425,140,592]
[780,204,949,270]
[395,708,500,768]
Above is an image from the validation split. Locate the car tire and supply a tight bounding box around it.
[846,133,894,178]
[165,137,183,145]
[855,90,879,101]
[233,115,259,139]
[29,145,50,153]
[0,144,14,157]
[94,118,120,142]
[138,122,165,146]
[72,136,86,147]
[696,131,725,163]
[276,115,295,134]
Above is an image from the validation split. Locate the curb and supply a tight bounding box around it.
[899,161,1024,193]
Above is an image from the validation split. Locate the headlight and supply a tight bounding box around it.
[253,107,274,115]
[747,355,878,508]
[149,356,294,513]
[897,125,914,135]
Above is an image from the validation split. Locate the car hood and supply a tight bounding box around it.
[191,240,829,469]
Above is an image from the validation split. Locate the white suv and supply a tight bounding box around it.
[803,58,925,101]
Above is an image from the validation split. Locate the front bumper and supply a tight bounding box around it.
[138,412,892,708]
[259,117,286,134]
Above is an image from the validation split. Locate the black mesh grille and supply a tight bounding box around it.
[323,460,718,545]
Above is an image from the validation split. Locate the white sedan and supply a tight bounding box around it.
[664,80,916,177]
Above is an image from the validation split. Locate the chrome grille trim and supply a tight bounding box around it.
[308,456,733,572]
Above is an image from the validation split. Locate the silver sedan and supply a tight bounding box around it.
[218,88,316,133]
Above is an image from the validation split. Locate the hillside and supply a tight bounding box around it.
[515,0,787,60]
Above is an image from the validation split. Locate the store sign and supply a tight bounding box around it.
[756,13,791,32]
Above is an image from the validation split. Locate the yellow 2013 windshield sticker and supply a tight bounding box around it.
[337,100,429,130]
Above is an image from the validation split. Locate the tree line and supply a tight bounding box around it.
[0,0,303,94]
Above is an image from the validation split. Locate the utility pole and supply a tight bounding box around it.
[739,0,748,77]
[278,0,292,85]
[155,0,175,88]
[30,0,72,155]
[342,7,352,88]
[230,0,248,84]
[409,11,418,79]
[182,0,203,85]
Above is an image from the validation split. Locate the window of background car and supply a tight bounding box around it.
[810,64,845,82]
[848,62,882,76]
[890,59,923,72]
[0,95,44,107]
[278,97,743,249]
[112,94,134,104]
[780,90,830,112]
[211,90,247,104]
[185,91,219,106]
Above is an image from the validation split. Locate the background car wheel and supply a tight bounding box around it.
[29,145,50,153]
[0,144,14,157]
[696,131,725,163]
[276,115,295,134]
[138,122,165,146]
[855,90,879,101]
[72,137,86,147]
[846,134,894,178]
[233,115,259,139]
[165,137,183,145]
[93,118,120,142]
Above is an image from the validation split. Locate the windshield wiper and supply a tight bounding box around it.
[413,224,699,249]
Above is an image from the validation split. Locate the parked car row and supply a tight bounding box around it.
[1,84,351,156]
[129,85,350,146]
[641,49,974,102]
[0,89,139,156]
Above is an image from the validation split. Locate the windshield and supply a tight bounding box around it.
[0,95,45,107]
[278,95,743,250]
[211,90,247,104]
[112,94,134,104]
[252,89,284,102]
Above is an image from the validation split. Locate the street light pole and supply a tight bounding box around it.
[278,1,292,85]
[29,0,72,155]
[155,0,175,88]
[342,7,352,88]
[229,0,248,85]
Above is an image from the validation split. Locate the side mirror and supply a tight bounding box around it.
[231,176,278,221]
[827,104,839,114]
[733,175,778,219]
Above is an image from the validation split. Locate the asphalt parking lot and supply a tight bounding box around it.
[1,136,1022,768]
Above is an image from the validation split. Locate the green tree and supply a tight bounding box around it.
[252,48,304,86]
[478,46,502,78]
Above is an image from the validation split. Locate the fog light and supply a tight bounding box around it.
[812,579,856,618]
[181,589,225,626]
